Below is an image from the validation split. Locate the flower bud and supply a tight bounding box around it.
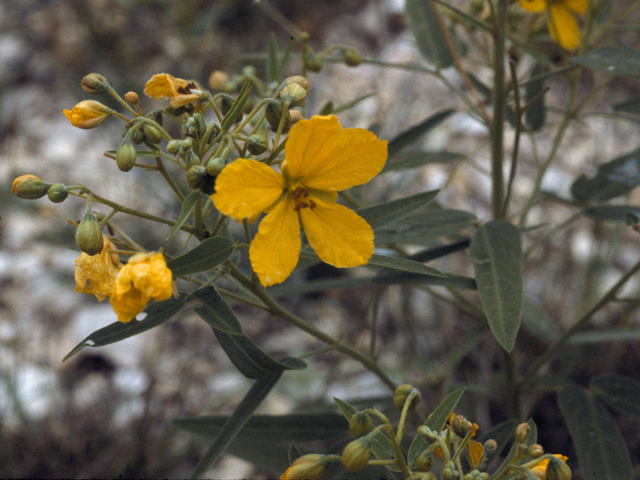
[546,456,572,480]
[186,165,207,190]
[415,451,434,471]
[166,139,182,155]
[47,183,69,203]
[116,138,137,172]
[394,384,421,411]
[247,134,268,156]
[483,439,497,455]
[131,129,145,144]
[515,423,531,444]
[206,156,225,177]
[208,70,229,91]
[349,412,373,437]
[341,437,371,473]
[341,47,363,66]
[442,466,454,480]
[11,174,51,199]
[280,76,311,95]
[265,100,291,131]
[124,91,139,105]
[143,124,164,144]
[278,83,308,107]
[290,109,304,125]
[81,73,110,95]
[281,454,332,480]
[75,210,104,256]
[186,150,201,168]
[528,444,544,458]
[451,415,471,437]
[64,100,113,129]
[408,473,437,480]
[304,51,323,72]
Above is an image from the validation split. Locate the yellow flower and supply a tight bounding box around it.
[530,454,569,479]
[281,454,331,480]
[110,252,173,323]
[63,100,113,129]
[144,73,201,108]
[75,235,123,301]
[519,0,587,51]
[212,115,387,286]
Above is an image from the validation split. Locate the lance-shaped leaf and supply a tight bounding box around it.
[220,80,252,133]
[375,208,476,243]
[408,388,465,467]
[387,109,455,158]
[63,296,187,361]
[524,63,547,132]
[558,384,632,480]
[572,46,640,76]
[213,329,306,380]
[470,221,523,352]
[356,190,440,230]
[590,374,640,421]
[166,190,200,240]
[584,205,640,222]
[191,285,242,334]
[166,236,235,277]
[405,0,454,68]
[188,372,283,479]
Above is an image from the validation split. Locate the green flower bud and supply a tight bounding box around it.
[442,466,454,480]
[394,384,421,411]
[515,423,530,444]
[206,157,225,177]
[451,415,471,437]
[186,150,201,168]
[47,183,69,203]
[341,47,363,66]
[528,444,544,458]
[278,83,308,107]
[349,412,373,437]
[265,100,291,131]
[116,138,137,172]
[341,437,371,473]
[483,439,497,455]
[186,166,216,194]
[131,129,145,145]
[415,451,434,472]
[143,124,164,144]
[75,210,103,256]
[167,139,182,155]
[11,174,52,199]
[304,51,323,72]
[81,73,110,95]
[408,473,437,480]
[546,456,572,480]
[247,134,268,156]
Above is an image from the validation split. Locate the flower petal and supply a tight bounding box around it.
[565,0,588,15]
[285,115,387,191]
[144,73,192,99]
[300,200,374,268]
[519,0,546,12]
[249,198,301,286]
[75,235,123,301]
[212,159,286,221]
[548,4,581,50]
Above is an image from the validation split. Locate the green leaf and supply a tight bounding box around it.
[590,374,640,421]
[470,221,523,352]
[382,151,464,173]
[524,64,546,132]
[405,0,454,68]
[166,237,236,277]
[584,205,640,222]
[333,397,357,419]
[357,190,441,230]
[220,80,252,132]
[213,329,306,379]
[572,46,640,77]
[62,296,187,361]
[191,285,243,334]
[613,95,640,115]
[189,372,283,479]
[374,208,477,244]
[408,388,465,467]
[571,146,640,203]
[558,384,633,480]
[568,329,640,344]
[267,32,279,83]
[331,93,376,115]
[166,190,200,240]
[173,412,349,442]
[387,109,455,158]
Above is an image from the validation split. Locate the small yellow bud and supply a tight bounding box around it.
[265,101,291,131]
[280,454,332,480]
[279,76,311,95]
[124,91,139,105]
[515,423,531,443]
[394,384,421,411]
[11,174,51,199]
[278,83,308,107]
[81,73,110,95]
[64,100,113,129]
[341,47,363,66]
[415,451,434,472]
[116,138,137,172]
[208,70,229,91]
[75,210,104,256]
[247,134,268,156]
[143,124,164,144]
[349,412,373,437]
[546,456,572,480]
[289,109,304,125]
[341,438,371,473]
[47,183,69,203]
[528,444,544,458]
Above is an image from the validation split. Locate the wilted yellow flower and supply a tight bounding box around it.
[212,115,387,286]
[530,454,569,479]
[75,235,123,301]
[63,100,113,129]
[110,252,173,323]
[144,73,201,108]
[519,0,587,51]
[281,454,331,480]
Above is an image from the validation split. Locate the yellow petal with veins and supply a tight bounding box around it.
[548,3,581,50]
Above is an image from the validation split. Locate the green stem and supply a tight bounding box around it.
[154,157,185,202]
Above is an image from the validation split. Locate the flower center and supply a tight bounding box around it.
[290,186,316,211]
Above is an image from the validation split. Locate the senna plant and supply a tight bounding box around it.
[10,0,640,478]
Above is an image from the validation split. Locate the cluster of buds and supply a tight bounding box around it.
[11,175,69,203]
[510,423,572,480]
[300,33,363,73]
